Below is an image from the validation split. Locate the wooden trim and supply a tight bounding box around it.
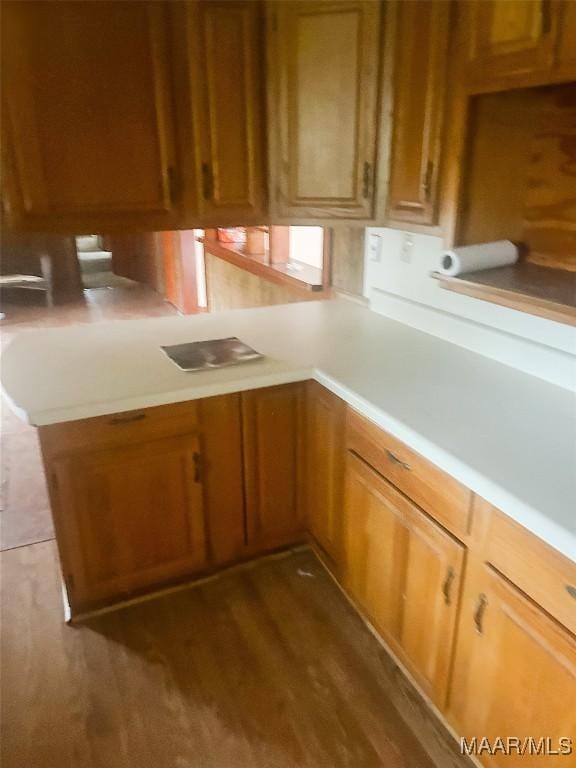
[200,236,331,296]
[432,266,576,326]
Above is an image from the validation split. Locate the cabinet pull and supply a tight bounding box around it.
[202,162,214,200]
[422,160,434,201]
[385,449,411,471]
[473,593,488,635]
[541,0,552,36]
[362,161,373,199]
[566,585,576,600]
[442,566,455,605]
[109,413,146,426]
[193,451,202,483]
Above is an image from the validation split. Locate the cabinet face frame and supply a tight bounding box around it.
[267,0,383,223]
[1,1,182,234]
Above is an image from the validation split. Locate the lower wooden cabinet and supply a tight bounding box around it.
[49,433,207,611]
[342,451,464,708]
[242,383,305,549]
[306,382,346,564]
[449,564,576,766]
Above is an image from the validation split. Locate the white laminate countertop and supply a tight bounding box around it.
[2,299,575,562]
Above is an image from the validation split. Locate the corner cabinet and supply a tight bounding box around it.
[1,0,180,234]
[184,0,267,224]
[267,0,383,221]
[386,0,450,227]
[450,564,576,766]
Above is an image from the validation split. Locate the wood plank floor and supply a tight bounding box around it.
[1,542,470,768]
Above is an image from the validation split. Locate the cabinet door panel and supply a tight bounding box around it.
[2,1,178,230]
[387,0,450,226]
[401,507,464,708]
[188,0,266,222]
[342,453,407,643]
[306,383,346,564]
[52,434,206,610]
[463,0,557,85]
[450,565,576,766]
[270,1,381,220]
[242,384,305,548]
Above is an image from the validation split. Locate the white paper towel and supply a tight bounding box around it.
[439,240,519,277]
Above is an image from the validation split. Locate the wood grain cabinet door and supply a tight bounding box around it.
[268,0,382,221]
[306,382,346,565]
[400,506,465,709]
[386,0,450,226]
[1,1,179,233]
[242,384,305,549]
[462,0,558,86]
[186,0,266,224]
[449,565,576,766]
[342,453,408,646]
[51,434,206,612]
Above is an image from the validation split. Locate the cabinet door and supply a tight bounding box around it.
[342,453,407,644]
[386,0,450,226]
[463,0,557,86]
[51,434,206,611]
[242,384,305,549]
[1,1,179,232]
[269,1,382,220]
[187,0,266,223]
[450,565,576,766]
[306,382,346,564]
[401,506,464,708]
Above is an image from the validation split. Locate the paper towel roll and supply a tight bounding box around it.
[439,240,519,277]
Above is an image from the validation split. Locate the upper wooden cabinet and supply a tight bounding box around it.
[267,0,383,221]
[242,384,305,550]
[1,1,180,233]
[450,564,576,765]
[306,382,346,565]
[460,0,575,89]
[185,0,267,224]
[386,0,451,227]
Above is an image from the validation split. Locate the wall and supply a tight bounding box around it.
[204,252,317,312]
[331,227,365,296]
[364,228,576,390]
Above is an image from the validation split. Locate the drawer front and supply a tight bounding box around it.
[39,400,200,458]
[479,498,576,635]
[346,409,472,539]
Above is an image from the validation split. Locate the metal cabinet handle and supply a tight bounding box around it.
[422,160,434,201]
[385,449,411,471]
[442,566,455,606]
[193,451,202,483]
[167,166,179,204]
[473,593,488,635]
[202,162,214,200]
[109,413,146,425]
[541,0,552,36]
[362,161,373,199]
[566,585,576,600]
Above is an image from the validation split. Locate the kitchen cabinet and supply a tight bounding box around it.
[185,0,266,224]
[48,433,206,612]
[461,0,559,88]
[1,0,180,234]
[449,564,576,765]
[386,0,450,227]
[556,0,576,79]
[242,384,306,549]
[342,451,465,708]
[267,0,382,221]
[305,382,346,565]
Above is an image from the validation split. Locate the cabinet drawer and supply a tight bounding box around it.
[39,400,200,458]
[478,498,576,635]
[346,409,472,539]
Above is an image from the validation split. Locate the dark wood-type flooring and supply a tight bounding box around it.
[1,544,471,768]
